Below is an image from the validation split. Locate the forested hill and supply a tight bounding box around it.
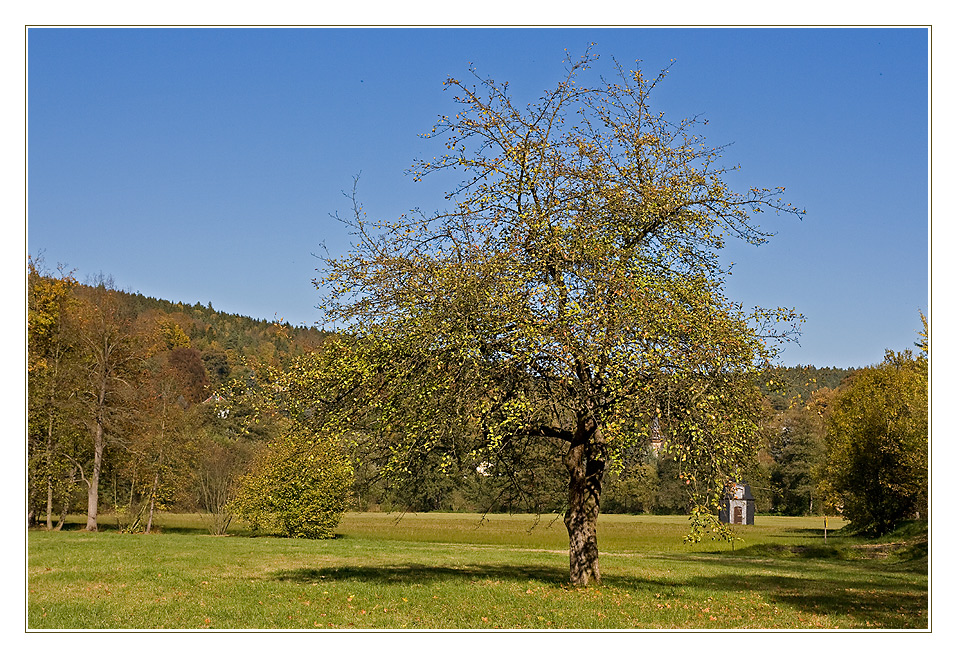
[117,287,329,386]
[43,275,859,396]
[760,365,859,410]
[40,273,330,389]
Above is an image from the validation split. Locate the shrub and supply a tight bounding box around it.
[232,431,352,539]
[194,432,254,535]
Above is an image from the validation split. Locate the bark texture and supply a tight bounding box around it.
[85,412,105,531]
[563,415,606,587]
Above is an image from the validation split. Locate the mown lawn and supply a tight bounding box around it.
[26,512,928,630]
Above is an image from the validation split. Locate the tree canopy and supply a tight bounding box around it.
[313,51,803,585]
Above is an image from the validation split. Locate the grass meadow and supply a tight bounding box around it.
[26,512,928,630]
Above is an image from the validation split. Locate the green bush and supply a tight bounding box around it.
[820,349,927,535]
[232,431,352,539]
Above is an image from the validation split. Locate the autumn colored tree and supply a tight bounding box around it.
[166,347,210,404]
[26,266,338,531]
[104,319,211,532]
[122,357,197,533]
[311,51,802,585]
[135,347,208,532]
[27,257,84,528]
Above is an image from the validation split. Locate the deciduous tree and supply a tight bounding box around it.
[133,354,199,533]
[192,426,254,535]
[314,51,802,584]
[74,277,146,531]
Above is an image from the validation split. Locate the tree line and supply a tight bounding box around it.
[27,256,326,533]
[26,258,927,539]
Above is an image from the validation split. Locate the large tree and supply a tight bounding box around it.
[74,278,147,531]
[314,52,802,585]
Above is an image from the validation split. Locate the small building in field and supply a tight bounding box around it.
[718,482,755,525]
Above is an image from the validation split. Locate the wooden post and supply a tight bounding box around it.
[824,515,828,545]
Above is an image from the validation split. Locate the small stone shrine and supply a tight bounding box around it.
[718,482,755,525]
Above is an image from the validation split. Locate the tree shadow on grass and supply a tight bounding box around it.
[690,572,925,628]
[272,563,570,586]
[268,551,927,628]
[273,563,683,594]
[30,523,211,535]
[612,554,928,629]
[750,527,842,542]
[779,527,827,537]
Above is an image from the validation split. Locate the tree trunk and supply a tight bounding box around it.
[563,415,606,587]
[146,422,166,534]
[46,414,55,530]
[56,503,70,531]
[146,468,160,534]
[46,476,54,530]
[55,466,76,531]
[85,419,104,531]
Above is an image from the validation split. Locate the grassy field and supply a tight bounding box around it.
[26,512,928,630]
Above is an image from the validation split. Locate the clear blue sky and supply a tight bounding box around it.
[27,27,929,369]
